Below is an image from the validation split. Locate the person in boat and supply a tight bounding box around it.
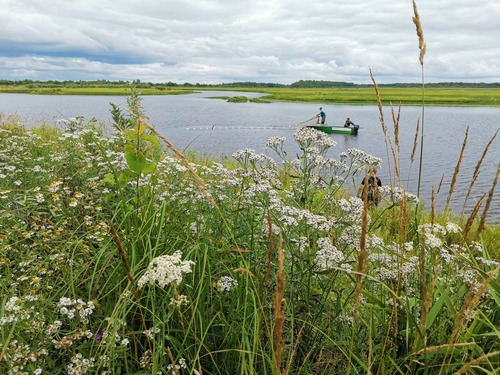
[344,117,355,128]
[316,107,326,124]
[357,168,382,206]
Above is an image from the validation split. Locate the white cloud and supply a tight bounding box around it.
[0,0,499,83]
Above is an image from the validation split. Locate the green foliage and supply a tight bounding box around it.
[1,105,498,374]
[108,88,161,187]
[2,80,500,105]
[226,95,249,103]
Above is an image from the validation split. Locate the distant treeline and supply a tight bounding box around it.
[1,79,500,89]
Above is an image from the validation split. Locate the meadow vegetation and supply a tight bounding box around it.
[0,86,498,374]
[2,84,500,106]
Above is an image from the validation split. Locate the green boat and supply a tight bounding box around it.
[306,124,360,135]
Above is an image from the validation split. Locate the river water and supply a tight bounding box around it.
[1,91,499,222]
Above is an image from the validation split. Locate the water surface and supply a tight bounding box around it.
[1,92,499,222]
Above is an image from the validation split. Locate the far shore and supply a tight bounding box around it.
[2,85,500,106]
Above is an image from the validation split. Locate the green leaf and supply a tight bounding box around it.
[117,172,131,188]
[140,133,160,147]
[124,129,137,141]
[125,152,146,174]
[124,144,135,153]
[426,285,448,329]
[101,173,116,186]
[142,161,157,174]
[137,121,147,135]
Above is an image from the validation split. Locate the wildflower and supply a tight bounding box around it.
[67,353,95,375]
[143,326,160,340]
[216,276,238,292]
[69,197,78,207]
[52,193,60,201]
[35,192,45,203]
[315,237,345,271]
[294,127,336,148]
[344,148,382,170]
[445,222,461,234]
[57,298,95,323]
[45,180,63,192]
[266,136,286,149]
[138,251,195,289]
[167,358,188,374]
[169,294,190,307]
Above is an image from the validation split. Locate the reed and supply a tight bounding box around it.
[445,127,468,212]
[370,69,394,189]
[452,351,500,375]
[445,263,500,364]
[474,163,500,240]
[461,194,485,243]
[272,234,286,375]
[412,0,427,199]
[462,129,498,215]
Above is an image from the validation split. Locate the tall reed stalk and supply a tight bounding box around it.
[412,0,427,199]
[445,127,468,213]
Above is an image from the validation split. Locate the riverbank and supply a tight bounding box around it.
[2,84,500,106]
[0,102,499,373]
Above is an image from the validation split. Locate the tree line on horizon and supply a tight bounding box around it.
[1,79,500,89]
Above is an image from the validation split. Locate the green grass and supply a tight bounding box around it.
[0,85,195,96]
[0,104,498,374]
[2,84,500,105]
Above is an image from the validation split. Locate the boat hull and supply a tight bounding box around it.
[307,124,360,135]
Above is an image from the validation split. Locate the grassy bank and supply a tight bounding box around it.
[0,90,498,373]
[2,84,500,106]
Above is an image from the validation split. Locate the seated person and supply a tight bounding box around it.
[344,117,355,127]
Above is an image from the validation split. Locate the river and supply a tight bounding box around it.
[1,91,499,222]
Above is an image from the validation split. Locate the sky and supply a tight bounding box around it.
[1,0,499,85]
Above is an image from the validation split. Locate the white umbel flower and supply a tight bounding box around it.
[138,251,194,289]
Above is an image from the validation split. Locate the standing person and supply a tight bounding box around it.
[316,107,326,124]
[344,117,355,127]
[357,169,382,206]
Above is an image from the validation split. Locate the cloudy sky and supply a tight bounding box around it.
[1,0,499,84]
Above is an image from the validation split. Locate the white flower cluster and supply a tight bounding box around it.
[266,136,286,149]
[143,326,161,340]
[216,276,239,292]
[342,148,382,170]
[378,186,420,204]
[0,295,39,326]
[337,197,364,222]
[137,251,195,289]
[270,203,331,231]
[294,127,337,148]
[58,298,95,324]
[369,249,419,287]
[67,353,95,375]
[169,294,190,308]
[418,223,462,250]
[167,358,188,374]
[314,237,345,271]
[232,148,277,167]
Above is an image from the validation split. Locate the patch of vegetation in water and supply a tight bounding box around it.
[249,97,271,103]
[227,95,248,103]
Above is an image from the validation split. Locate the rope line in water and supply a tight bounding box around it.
[185,126,297,131]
